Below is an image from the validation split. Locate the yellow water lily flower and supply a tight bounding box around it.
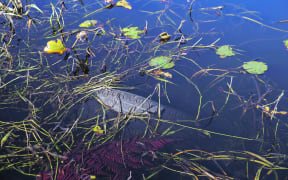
[44,39,67,55]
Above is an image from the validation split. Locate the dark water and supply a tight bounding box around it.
[1,0,288,179]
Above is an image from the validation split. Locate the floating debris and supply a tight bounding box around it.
[94,88,164,114]
[159,32,171,43]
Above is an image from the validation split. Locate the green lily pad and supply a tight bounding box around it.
[216,45,235,58]
[243,61,268,75]
[121,27,144,39]
[79,20,98,28]
[284,40,288,47]
[149,56,175,69]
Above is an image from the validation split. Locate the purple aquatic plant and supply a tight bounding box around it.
[37,137,174,180]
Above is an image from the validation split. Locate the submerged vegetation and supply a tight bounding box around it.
[1,0,288,179]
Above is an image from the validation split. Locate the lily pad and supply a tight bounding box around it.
[243,61,268,75]
[116,0,132,10]
[149,56,175,69]
[79,20,98,28]
[121,27,144,39]
[44,39,66,55]
[283,40,288,48]
[216,45,235,58]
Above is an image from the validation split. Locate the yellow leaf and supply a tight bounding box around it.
[1,129,13,148]
[153,70,172,78]
[264,106,270,112]
[278,111,288,115]
[90,175,96,179]
[153,69,162,75]
[162,72,172,78]
[115,0,132,10]
[270,110,288,115]
[93,125,104,135]
[44,39,67,55]
[27,19,32,30]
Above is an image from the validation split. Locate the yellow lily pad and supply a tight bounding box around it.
[116,0,132,10]
[44,39,67,55]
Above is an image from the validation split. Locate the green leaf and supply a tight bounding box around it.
[149,56,175,69]
[243,61,268,75]
[283,40,288,47]
[79,20,98,28]
[216,45,235,58]
[121,27,144,39]
[44,39,67,55]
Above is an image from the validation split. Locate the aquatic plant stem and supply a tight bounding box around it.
[173,69,202,121]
